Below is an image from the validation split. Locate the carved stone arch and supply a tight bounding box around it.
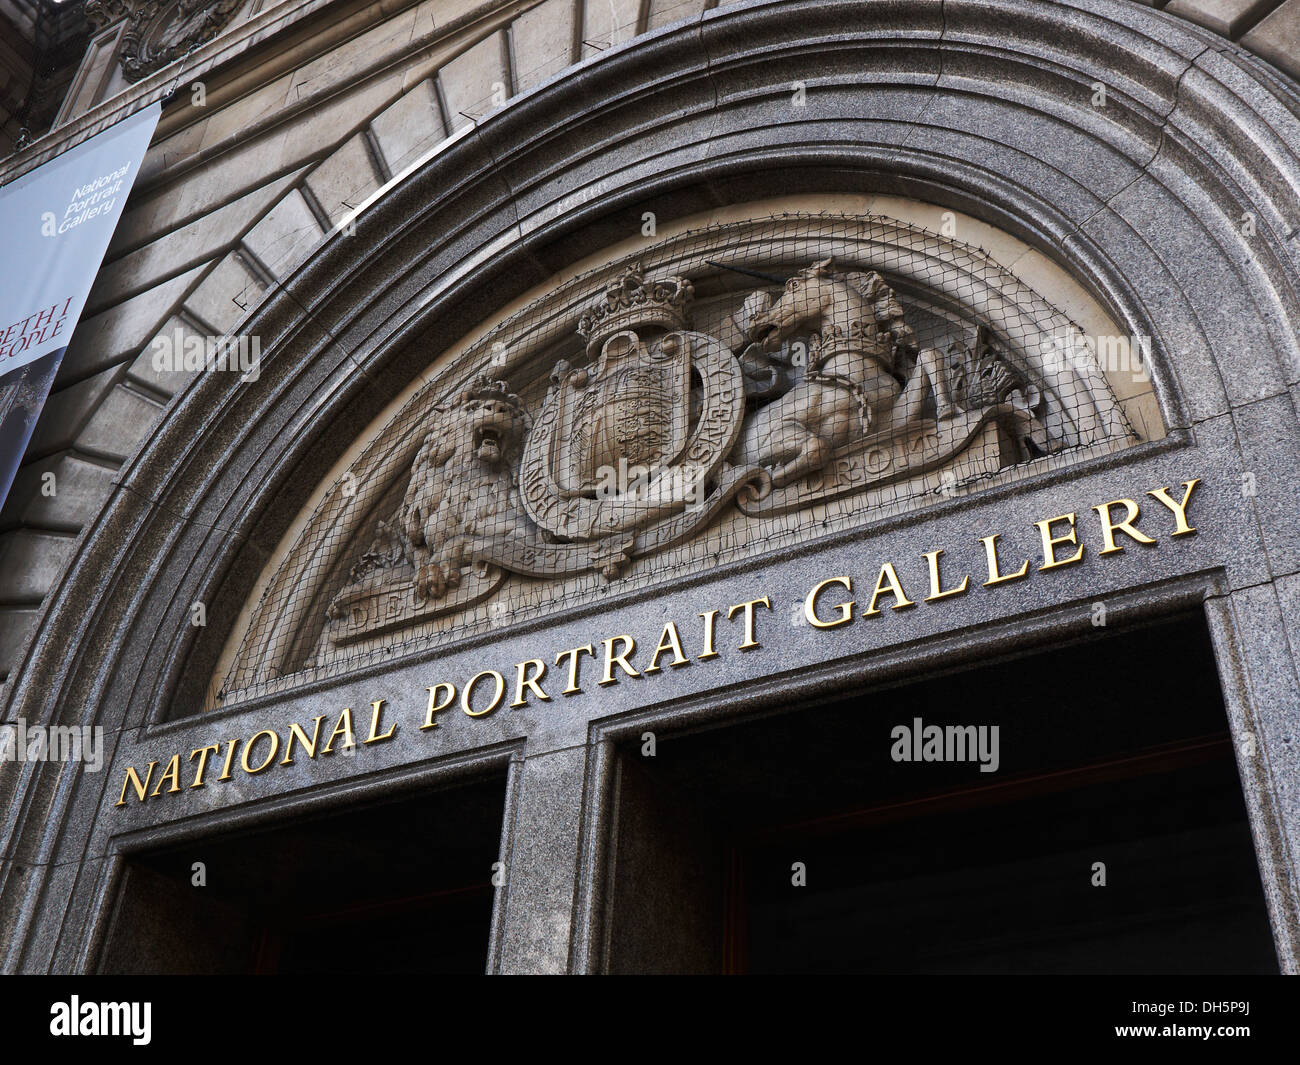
[4,0,1300,972]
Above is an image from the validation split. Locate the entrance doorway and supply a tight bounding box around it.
[601,612,1278,973]
[98,772,506,974]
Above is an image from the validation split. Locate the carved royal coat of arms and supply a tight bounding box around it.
[319,257,1061,650]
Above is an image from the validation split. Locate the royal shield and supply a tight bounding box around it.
[520,328,749,542]
[553,335,690,493]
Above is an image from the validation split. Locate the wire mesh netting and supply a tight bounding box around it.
[210,211,1151,711]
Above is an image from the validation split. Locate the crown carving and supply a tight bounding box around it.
[577,265,694,354]
[461,372,525,411]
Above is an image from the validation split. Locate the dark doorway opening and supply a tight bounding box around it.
[98,772,506,974]
[602,611,1278,973]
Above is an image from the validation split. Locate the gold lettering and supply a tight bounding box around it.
[600,635,640,685]
[150,754,182,797]
[1035,513,1085,570]
[365,698,398,743]
[862,563,915,616]
[462,670,506,716]
[241,729,280,774]
[643,622,689,673]
[923,550,969,602]
[217,739,240,780]
[1093,499,1156,555]
[422,683,456,729]
[280,716,326,765]
[115,761,157,807]
[188,744,220,788]
[1147,478,1200,536]
[323,708,355,754]
[511,660,550,707]
[698,609,721,660]
[805,576,854,628]
[555,645,595,694]
[727,596,772,650]
[980,534,1030,586]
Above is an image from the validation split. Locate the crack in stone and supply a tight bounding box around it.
[890,0,947,163]
[109,476,259,547]
[1074,43,1212,236]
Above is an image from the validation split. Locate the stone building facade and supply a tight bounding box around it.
[2,0,1300,973]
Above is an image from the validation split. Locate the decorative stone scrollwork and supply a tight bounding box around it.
[117,0,245,82]
[84,0,132,31]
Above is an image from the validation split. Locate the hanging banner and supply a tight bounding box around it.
[0,102,160,512]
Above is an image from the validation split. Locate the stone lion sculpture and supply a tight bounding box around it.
[398,375,532,602]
